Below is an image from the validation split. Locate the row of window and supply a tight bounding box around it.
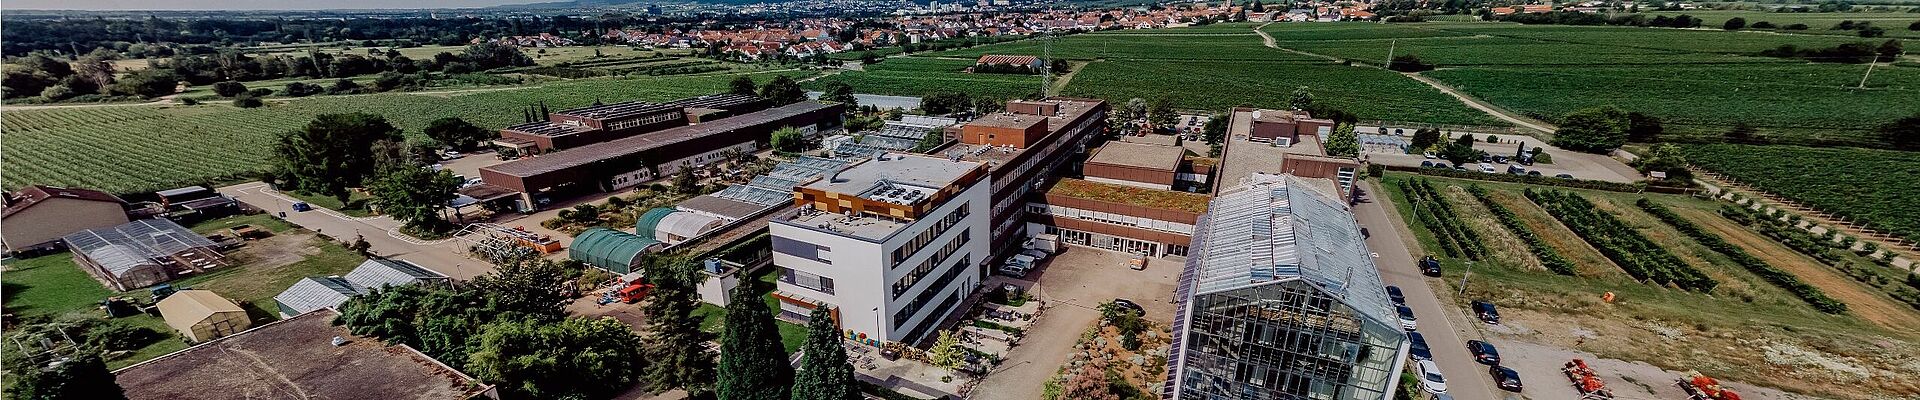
[893,228,971,298]
[1027,203,1197,235]
[609,113,681,131]
[891,254,971,330]
[890,202,970,264]
[771,235,832,264]
[779,267,835,295]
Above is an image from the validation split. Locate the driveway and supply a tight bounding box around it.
[968,247,1180,400]
[1358,129,1643,183]
[1352,181,1511,400]
[219,183,496,280]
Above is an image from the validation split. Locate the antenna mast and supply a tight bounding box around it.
[1042,29,1057,97]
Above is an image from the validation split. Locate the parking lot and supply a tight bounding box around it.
[968,246,1181,400]
[1355,128,1643,183]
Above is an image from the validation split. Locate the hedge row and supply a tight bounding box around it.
[1397,178,1486,260]
[1637,199,1847,314]
[1526,189,1718,292]
[1390,165,1649,193]
[1467,185,1577,275]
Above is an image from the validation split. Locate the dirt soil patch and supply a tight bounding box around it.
[1488,190,1621,277]
[1673,206,1920,334]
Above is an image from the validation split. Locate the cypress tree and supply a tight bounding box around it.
[717,281,793,400]
[640,256,717,397]
[791,307,861,400]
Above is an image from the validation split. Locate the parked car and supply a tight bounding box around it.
[1555,173,1574,179]
[1407,332,1433,360]
[1419,256,1443,276]
[1421,160,1435,168]
[1396,305,1418,331]
[442,150,464,160]
[1111,299,1145,316]
[1466,340,1502,365]
[1423,152,1436,159]
[1490,366,1524,392]
[1471,300,1501,324]
[1478,154,1491,163]
[1386,286,1406,305]
[1452,165,1467,171]
[1526,170,1542,176]
[1492,155,1508,164]
[1415,360,1448,394]
[1478,163,1496,173]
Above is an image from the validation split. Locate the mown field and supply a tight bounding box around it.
[803,57,1045,101]
[1061,59,1504,125]
[924,32,1323,62]
[1683,143,1920,243]
[0,70,815,194]
[1378,173,1920,399]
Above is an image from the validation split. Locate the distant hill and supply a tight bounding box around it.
[490,0,792,9]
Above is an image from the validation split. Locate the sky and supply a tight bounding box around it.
[4,0,536,10]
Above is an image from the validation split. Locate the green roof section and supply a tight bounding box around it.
[568,227,660,274]
[635,207,677,239]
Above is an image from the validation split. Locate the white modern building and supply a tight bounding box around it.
[769,153,991,344]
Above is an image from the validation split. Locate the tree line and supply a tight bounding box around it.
[1,42,533,102]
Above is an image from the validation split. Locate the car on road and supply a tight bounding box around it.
[1386,286,1406,305]
[1396,305,1418,331]
[1419,256,1443,277]
[1526,170,1542,176]
[1407,332,1432,360]
[1492,155,1508,164]
[1471,300,1501,324]
[1555,173,1574,179]
[1490,366,1524,392]
[1466,340,1501,365]
[1421,160,1435,168]
[1478,163,1496,173]
[1415,360,1448,394]
[1423,152,1436,159]
[1111,299,1145,316]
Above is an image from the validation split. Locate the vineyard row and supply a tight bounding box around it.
[1466,185,1577,276]
[1636,199,1848,314]
[1525,189,1719,292]
[1396,178,1486,261]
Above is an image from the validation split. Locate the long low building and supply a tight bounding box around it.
[479,101,845,210]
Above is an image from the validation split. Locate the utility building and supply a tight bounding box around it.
[1165,174,1407,400]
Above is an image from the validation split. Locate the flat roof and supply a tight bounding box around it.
[666,93,766,109]
[504,121,591,137]
[1217,109,1341,190]
[1047,178,1211,214]
[483,101,834,178]
[967,113,1046,130]
[553,101,679,120]
[115,309,492,400]
[943,98,1104,169]
[785,154,983,241]
[1088,141,1185,172]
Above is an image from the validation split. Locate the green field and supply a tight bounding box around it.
[1639,10,1920,39]
[923,32,1324,62]
[1683,143,1920,243]
[0,70,814,194]
[1062,59,1505,125]
[804,57,1046,100]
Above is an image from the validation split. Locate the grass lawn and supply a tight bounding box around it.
[169,235,366,320]
[283,190,376,217]
[0,254,189,369]
[188,213,296,236]
[693,268,807,353]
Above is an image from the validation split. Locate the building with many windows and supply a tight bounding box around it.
[768,153,991,344]
[943,97,1109,256]
[1165,173,1407,400]
[1026,178,1209,258]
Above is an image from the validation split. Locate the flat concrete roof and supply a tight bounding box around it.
[802,153,981,200]
[1217,110,1337,190]
[1088,141,1185,172]
[483,101,833,178]
[968,113,1046,130]
[115,309,491,400]
[945,98,1104,169]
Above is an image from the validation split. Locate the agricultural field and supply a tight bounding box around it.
[1376,173,1920,399]
[1682,143,1920,244]
[244,43,683,66]
[1638,10,1920,39]
[1061,59,1506,125]
[803,57,1046,100]
[923,32,1324,62]
[1098,21,1264,34]
[0,70,816,194]
[1260,21,1475,41]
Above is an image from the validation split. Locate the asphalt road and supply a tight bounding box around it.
[218,183,495,281]
[1352,181,1509,400]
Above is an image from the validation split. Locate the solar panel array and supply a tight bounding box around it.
[710,156,851,207]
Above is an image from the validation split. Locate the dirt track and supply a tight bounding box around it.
[1672,206,1920,334]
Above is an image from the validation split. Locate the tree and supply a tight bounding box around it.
[424,117,492,151]
[349,235,373,256]
[1386,54,1435,72]
[729,75,758,96]
[1409,127,1443,152]
[1550,106,1630,153]
[1879,112,1920,150]
[913,127,946,153]
[1725,122,1758,142]
[927,330,964,371]
[1059,360,1120,400]
[111,69,179,98]
[7,352,129,400]
[760,75,807,105]
[1635,143,1693,181]
[468,258,573,321]
[1288,86,1315,111]
[920,91,972,115]
[791,307,861,400]
[212,81,247,97]
[232,93,265,108]
[672,167,699,194]
[1910,20,1920,31]
[1201,114,1229,145]
[1723,17,1748,30]
[468,317,648,400]
[1625,111,1663,142]
[283,82,322,97]
[1323,122,1360,158]
[368,164,462,232]
[640,256,717,396]
[1147,96,1177,128]
[274,113,403,204]
[1878,39,1905,63]
[771,126,807,153]
[1124,98,1149,120]
[821,82,857,109]
[1441,134,1483,166]
[717,283,793,400]
[459,42,534,70]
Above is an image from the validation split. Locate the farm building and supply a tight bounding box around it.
[114,309,498,400]
[2,185,128,254]
[63,219,226,291]
[272,259,450,318]
[478,101,845,210]
[156,290,251,342]
[569,227,663,274]
[154,186,239,222]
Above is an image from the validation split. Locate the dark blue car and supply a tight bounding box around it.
[1407,332,1432,361]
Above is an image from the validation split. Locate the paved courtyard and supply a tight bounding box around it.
[968,246,1181,400]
